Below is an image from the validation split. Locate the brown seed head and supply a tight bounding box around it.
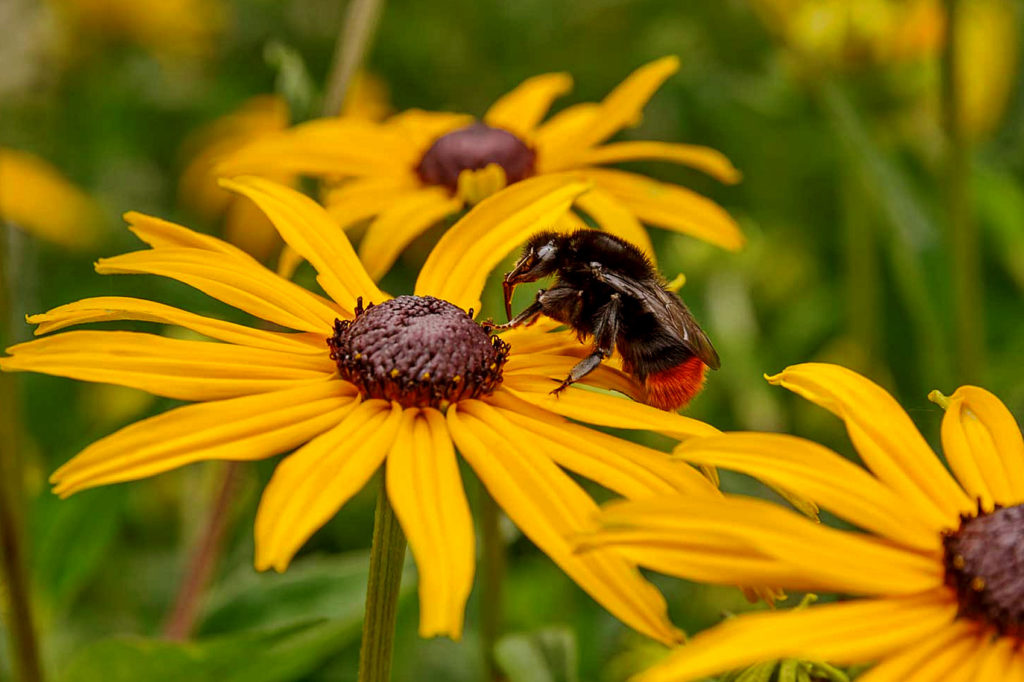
[416,122,536,192]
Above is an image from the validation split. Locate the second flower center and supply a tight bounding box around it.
[328,295,510,408]
[943,503,1024,636]
[415,123,536,193]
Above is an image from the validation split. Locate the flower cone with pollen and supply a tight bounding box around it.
[216,56,745,280]
[577,362,1024,682]
[0,174,730,644]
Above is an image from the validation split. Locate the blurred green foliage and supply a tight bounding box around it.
[2,0,1023,680]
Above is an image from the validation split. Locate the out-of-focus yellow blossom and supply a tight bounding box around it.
[179,75,391,266]
[47,0,226,61]
[955,0,1019,140]
[0,148,102,250]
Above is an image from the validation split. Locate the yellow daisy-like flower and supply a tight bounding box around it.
[0,148,103,250]
[1,174,722,644]
[217,56,744,280]
[179,75,392,265]
[581,363,1024,681]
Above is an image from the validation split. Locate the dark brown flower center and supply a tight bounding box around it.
[328,295,510,408]
[415,123,536,192]
[943,503,1024,636]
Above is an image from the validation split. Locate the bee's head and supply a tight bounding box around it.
[502,231,563,320]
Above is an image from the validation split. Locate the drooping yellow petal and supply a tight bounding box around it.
[220,177,387,311]
[254,400,402,572]
[590,496,943,595]
[96,247,340,333]
[672,432,938,550]
[577,141,742,184]
[767,363,973,526]
[581,168,745,251]
[503,374,719,440]
[322,175,422,230]
[222,194,285,263]
[853,620,980,682]
[449,403,682,646]
[560,56,681,158]
[574,188,655,259]
[0,148,103,249]
[27,297,324,355]
[51,380,358,497]
[216,118,415,179]
[414,174,590,313]
[633,594,957,682]
[483,72,574,140]
[942,385,1024,506]
[483,391,717,500]
[125,211,257,258]
[358,188,463,280]
[385,408,474,639]
[1,331,331,401]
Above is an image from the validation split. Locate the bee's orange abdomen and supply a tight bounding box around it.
[642,356,707,411]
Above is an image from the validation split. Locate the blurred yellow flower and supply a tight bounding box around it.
[955,0,1019,140]
[582,363,1024,681]
[179,75,392,265]
[218,56,745,280]
[0,148,102,249]
[2,175,724,644]
[48,0,226,60]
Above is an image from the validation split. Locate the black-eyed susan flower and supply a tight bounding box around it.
[216,57,744,280]
[1,174,723,644]
[580,363,1024,681]
[179,75,391,266]
[0,148,103,249]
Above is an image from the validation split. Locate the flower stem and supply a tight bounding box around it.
[479,488,505,682]
[941,0,984,383]
[0,225,44,682]
[322,0,387,117]
[358,473,406,682]
[163,461,242,640]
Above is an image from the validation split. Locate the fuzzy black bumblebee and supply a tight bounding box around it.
[494,229,720,411]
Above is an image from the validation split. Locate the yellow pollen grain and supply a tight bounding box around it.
[971,576,986,591]
[489,363,496,370]
[421,371,431,380]
[354,352,362,360]
[452,375,461,383]
[953,555,966,570]
[389,368,400,378]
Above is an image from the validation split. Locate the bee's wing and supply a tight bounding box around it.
[595,270,721,370]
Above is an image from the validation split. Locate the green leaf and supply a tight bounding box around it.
[494,627,578,682]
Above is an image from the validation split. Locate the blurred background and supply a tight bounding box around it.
[1,0,1022,680]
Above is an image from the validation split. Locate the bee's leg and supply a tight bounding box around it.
[552,293,621,396]
[484,294,545,331]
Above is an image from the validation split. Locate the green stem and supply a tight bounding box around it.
[322,0,387,117]
[841,170,880,365]
[479,488,505,682]
[357,473,406,682]
[0,225,44,682]
[941,0,984,383]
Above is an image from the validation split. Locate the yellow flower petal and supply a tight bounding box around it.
[125,211,256,257]
[222,195,283,263]
[534,103,602,172]
[483,72,574,140]
[767,363,973,527]
[385,408,474,639]
[633,594,957,682]
[574,188,655,259]
[96,247,341,333]
[358,188,463,280]
[383,110,474,151]
[216,118,414,178]
[27,296,324,355]
[563,56,680,157]
[590,496,943,595]
[254,400,402,572]
[503,374,719,440]
[2,331,331,401]
[323,176,422,229]
[414,174,590,312]
[581,167,745,251]
[220,177,387,311]
[504,352,640,399]
[942,385,1024,506]
[672,432,938,550]
[853,621,978,682]
[449,403,682,645]
[0,148,103,249]
[51,380,358,497]
[577,141,741,184]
